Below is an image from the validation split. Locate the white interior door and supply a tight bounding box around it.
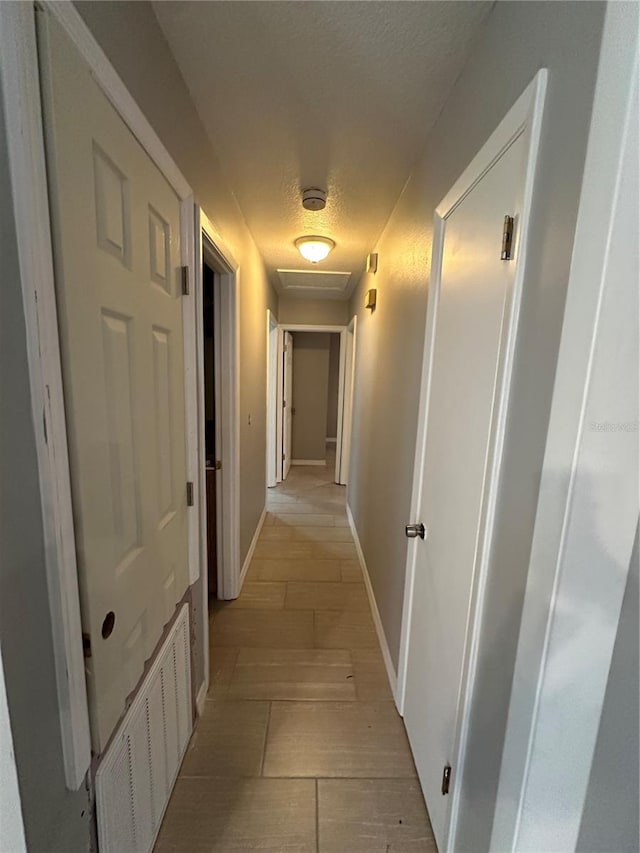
[40,16,190,751]
[282,331,294,479]
[403,130,532,848]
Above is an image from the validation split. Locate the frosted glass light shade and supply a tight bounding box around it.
[295,235,335,263]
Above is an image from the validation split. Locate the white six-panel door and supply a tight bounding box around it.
[402,74,546,852]
[39,15,190,751]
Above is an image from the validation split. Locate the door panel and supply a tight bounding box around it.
[404,136,525,848]
[40,15,189,750]
[283,331,294,478]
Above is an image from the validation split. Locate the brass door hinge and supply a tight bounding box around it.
[501,215,515,260]
[181,265,190,295]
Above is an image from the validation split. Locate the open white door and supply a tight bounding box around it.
[402,73,546,851]
[282,331,294,479]
[40,16,190,751]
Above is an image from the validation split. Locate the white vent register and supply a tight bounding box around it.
[95,605,192,853]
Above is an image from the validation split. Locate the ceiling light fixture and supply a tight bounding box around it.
[295,236,335,264]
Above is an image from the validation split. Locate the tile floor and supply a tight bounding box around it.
[155,458,437,852]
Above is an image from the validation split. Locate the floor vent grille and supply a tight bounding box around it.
[96,604,191,853]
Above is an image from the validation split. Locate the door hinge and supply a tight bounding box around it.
[283,399,286,408]
[186,481,194,506]
[282,452,285,462]
[181,265,190,295]
[501,215,515,260]
[441,763,452,795]
[82,632,92,659]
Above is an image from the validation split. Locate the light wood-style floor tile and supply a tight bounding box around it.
[207,646,238,698]
[219,582,286,609]
[155,777,317,852]
[248,558,341,583]
[292,526,353,542]
[274,513,336,527]
[286,582,369,612]
[211,608,314,648]
[312,542,358,560]
[315,610,379,649]
[340,559,363,582]
[227,648,356,701]
[180,700,269,777]
[259,526,296,541]
[263,702,416,778]
[351,648,393,701]
[318,779,436,852]
[254,540,315,559]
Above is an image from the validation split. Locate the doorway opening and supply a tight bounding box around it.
[196,210,241,628]
[268,322,356,488]
[202,260,218,601]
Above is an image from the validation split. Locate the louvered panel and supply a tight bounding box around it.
[129,707,154,853]
[174,615,191,756]
[146,672,169,824]
[160,657,179,779]
[97,737,136,853]
[96,605,192,853]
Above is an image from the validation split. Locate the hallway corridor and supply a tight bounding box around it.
[155,462,436,851]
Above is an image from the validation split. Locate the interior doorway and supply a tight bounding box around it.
[196,211,241,610]
[269,322,355,487]
[202,261,218,600]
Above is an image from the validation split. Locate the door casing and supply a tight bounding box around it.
[273,323,351,485]
[196,211,241,612]
[397,70,547,852]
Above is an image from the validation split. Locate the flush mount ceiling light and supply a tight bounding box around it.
[295,236,335,264]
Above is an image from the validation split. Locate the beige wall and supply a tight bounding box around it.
[74,1,279,691]
[291,333,330,461]
[347,2,605,849]
[326,334,341,439]
[278,295,348,326]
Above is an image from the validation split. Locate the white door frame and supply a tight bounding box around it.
[196,210,241,605]
[492,5,638,849]
[0,1,202,789]
[274,323,347,483]
[266,310,279,489]
[396,70,547,850]
[338,315,357,486]
[275,326,285,484]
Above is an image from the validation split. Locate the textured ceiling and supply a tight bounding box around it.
[153,1,491,299]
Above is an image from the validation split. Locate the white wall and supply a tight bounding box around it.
[326,333,341,439]
[577,525,639,852]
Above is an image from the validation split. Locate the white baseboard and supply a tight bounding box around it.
[195,679,207,718]
[346,504,399,705]
[291,459,325,466]
[239,506,266,590]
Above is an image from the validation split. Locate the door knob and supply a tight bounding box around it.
[405,523,426,540]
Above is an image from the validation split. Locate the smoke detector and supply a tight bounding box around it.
[302,187,327,211]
